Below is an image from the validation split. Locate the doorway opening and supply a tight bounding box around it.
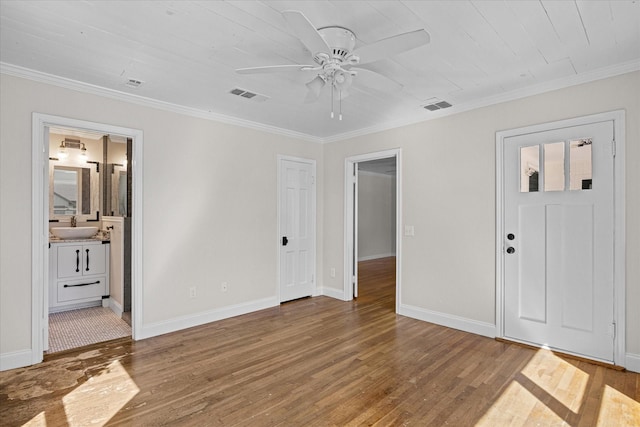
[345,149,402,312]
[32,113,143,364]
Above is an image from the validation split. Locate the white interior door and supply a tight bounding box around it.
[279,158,315,303]
[503,121,615,362]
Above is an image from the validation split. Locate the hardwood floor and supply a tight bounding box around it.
[1,256,638,426]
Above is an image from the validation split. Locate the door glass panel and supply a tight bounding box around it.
[570,139,592,190]
[544,142,565,192]
[520,145,539,193]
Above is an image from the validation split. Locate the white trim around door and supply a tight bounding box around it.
[344,149,402,312]
[495,110,625,367]
[31,113,143,367]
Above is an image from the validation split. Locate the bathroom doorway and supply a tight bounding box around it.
[47,128,133,353]
[32,113,143,363]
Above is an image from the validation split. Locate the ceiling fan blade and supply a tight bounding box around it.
[282,10,331,57]
[351,67,403,93]
[304,75,326,103]
[354,29,430,65]
[236,64,316,74]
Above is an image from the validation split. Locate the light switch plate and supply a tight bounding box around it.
[404,225,415,236]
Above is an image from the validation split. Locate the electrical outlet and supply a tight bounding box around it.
[330,268,336,278]
[221,282,228,292]
[189,287,197,298]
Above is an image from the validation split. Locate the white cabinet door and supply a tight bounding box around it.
[57,243,106,278]
[84,244,106,275]
[57,245,83,278]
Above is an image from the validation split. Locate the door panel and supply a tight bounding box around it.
[504,121,614,362]
[280,159,315,302]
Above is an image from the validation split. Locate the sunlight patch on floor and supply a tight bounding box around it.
[597,385,640,426]
[61,360,139,426]
[23,411,46,426]
[521,350,589,413]
[476,380,566,426]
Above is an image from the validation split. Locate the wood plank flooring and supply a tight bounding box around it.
[1,256,638,426]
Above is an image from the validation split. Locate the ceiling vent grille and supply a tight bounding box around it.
[229,88,269,102]
[422,99,452,111]
[125,78,144,88]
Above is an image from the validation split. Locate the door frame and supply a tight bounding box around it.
[31,113,143,365]
[495,110,625,366]
[344,149,402,312]
[276,155,317,302]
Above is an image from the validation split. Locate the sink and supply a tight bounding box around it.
[51,226,98,239]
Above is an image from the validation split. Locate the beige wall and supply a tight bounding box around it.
[322,71,639,355]
[0,74,323,358]
[1,70,638,367]
[357,171,396,260]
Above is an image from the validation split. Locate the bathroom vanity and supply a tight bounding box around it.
[49,239,110,312]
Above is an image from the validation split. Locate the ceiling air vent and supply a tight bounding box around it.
[125,78,144,88]
[422,99,452,111]
[229,88,269,102]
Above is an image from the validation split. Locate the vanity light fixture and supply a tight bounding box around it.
[57,141,69,159]
[79,143,88,159]
[57,138,88,160]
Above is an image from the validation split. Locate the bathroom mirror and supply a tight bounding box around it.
[50,165,99,218]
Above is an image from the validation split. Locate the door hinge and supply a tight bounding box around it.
[612,139,616,157]
[311,274,314,283]
[610,322,616,339]
[311,176,315,185]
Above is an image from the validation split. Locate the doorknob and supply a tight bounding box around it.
[507,247,515,254]
[282,236,288,246]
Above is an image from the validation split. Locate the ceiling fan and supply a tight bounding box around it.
[236,10,430,119]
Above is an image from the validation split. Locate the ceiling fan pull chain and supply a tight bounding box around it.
[339,90,343,121]
[331,83,335,119]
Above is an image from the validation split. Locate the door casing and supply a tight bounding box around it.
[277,155,317,302]
[344,149,402,312]
[32,113,143,365]
[495,110,626,366]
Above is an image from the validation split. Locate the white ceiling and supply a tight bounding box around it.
[1,1,639,141]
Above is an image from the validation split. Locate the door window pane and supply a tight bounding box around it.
[520,145,539,192]
[544,142,565,192]
[570,139,592,190]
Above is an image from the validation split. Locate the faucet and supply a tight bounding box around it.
[70,215,77,227]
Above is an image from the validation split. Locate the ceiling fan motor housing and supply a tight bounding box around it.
[317,26,356,61]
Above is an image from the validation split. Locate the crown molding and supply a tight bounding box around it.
[322,59,640,144]
[0,62,323,144]
[2,60,638,145]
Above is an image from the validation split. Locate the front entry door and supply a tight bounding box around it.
[503,120,615,362]
[279,158,315,302]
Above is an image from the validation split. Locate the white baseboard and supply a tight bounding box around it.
[626,353,640,373]
[358,253,396,262]
[399,303,496,338]
[110,299,124,318]
[321,286,347,301]
[0,349,34,372]
[139,297,278,340]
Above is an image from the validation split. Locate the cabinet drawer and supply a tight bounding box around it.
[57,277,106,303]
